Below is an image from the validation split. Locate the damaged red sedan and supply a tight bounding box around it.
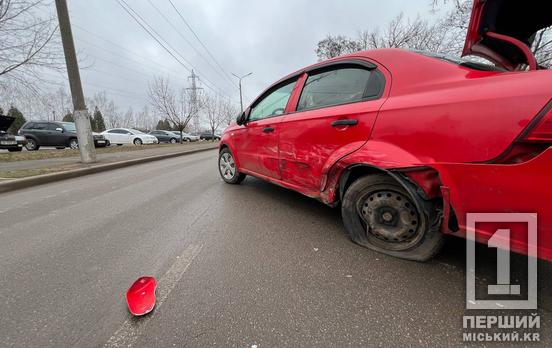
[219,0,552,261]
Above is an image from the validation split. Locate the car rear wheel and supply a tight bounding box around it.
[25,138,39,151]
[341,174,443,262]
[133,138,142,146]
[219,148,246,184]
[170,138,177,144]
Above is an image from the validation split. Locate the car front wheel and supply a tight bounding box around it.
[219,148,246,184]
[133,138,143,146]
[341,174,443,262]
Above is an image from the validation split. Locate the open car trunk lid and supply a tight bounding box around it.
[0,115,15,132]
[462,0,552,71]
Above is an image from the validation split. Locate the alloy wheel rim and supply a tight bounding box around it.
[70,140,78,149]
[219,153,236,180]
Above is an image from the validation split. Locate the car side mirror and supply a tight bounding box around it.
[236,110,249,126]
[56,127,63,132]
[236,112,245,126]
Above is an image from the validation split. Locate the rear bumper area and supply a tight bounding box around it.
[432,146,552,261]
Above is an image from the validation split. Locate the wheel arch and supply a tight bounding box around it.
[337,163,458,235]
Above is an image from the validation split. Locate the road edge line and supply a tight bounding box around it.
[0,146,218,194]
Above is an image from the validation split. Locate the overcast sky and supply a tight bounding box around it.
[59,0,436,111]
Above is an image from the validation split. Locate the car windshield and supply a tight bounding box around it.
[129,129,143,134]
[63,123,76,132]
[417,51,506,72]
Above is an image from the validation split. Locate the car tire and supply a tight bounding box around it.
[341,174,443,262]
[170,138,177,144]
[133,138,143,146]
[69,138,79,149]
[25,138,39,151]
[8,148,23,152]
[219,148,246,184]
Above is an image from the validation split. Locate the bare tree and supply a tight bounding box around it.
[533,28,552,68]
[0,0,63,95]
[204,94,228,141]
[315,35,362,61]
[357,12,452,53]
[149,77,201,143]
[318,0,552,68]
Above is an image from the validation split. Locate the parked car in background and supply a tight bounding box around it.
[218,0,552,262]
[0,115,27,152]
[18,121,108,151]
[171,131,199,142]
[102,128,158,146]
[149,130,179,143]
[199,132,221,141]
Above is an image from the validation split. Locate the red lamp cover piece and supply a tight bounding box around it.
[126,276,157,316]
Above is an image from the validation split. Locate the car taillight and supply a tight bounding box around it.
[523,105,552,142]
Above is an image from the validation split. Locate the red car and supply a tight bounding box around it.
[219,0,552,262]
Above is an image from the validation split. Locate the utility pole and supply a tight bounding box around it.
[55,0,96,163]
[187,70,203,132]
[232,72,252,112]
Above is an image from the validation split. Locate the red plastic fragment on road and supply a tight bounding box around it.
[126,276,157,316]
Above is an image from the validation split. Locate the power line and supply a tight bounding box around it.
[115,0,232,100]
[167,0,236,87]
[75,31,182,78]
[146,0,237,89]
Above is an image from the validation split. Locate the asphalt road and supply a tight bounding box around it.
[1,149,551,347]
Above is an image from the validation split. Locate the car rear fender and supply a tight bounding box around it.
[430,147,552,261]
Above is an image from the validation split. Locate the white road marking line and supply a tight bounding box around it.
[104,244,203,348]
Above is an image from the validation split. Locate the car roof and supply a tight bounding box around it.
[251,48,502,102]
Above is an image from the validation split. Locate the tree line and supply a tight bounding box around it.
[315,0,552,68]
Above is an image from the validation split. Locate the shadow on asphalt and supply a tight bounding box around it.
[237,176,552,312]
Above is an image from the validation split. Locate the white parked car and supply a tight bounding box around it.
[171,131,199,142]
[102,128,158,146]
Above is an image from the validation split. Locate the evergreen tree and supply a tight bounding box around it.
[0,107,4,115]
[6,106,26,134]
[155,119,164,130]
[62,112,74,122]
[92,107,106,132]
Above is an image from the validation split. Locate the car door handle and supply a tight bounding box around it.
[331,119,358,127]
[262,127,275,133]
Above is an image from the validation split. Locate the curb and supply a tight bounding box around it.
[0,145,218,194]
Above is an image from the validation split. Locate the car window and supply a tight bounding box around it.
[249,79,297,121]
[33,122,49,130]
[47,123,59,131]
[297,67,376,111]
